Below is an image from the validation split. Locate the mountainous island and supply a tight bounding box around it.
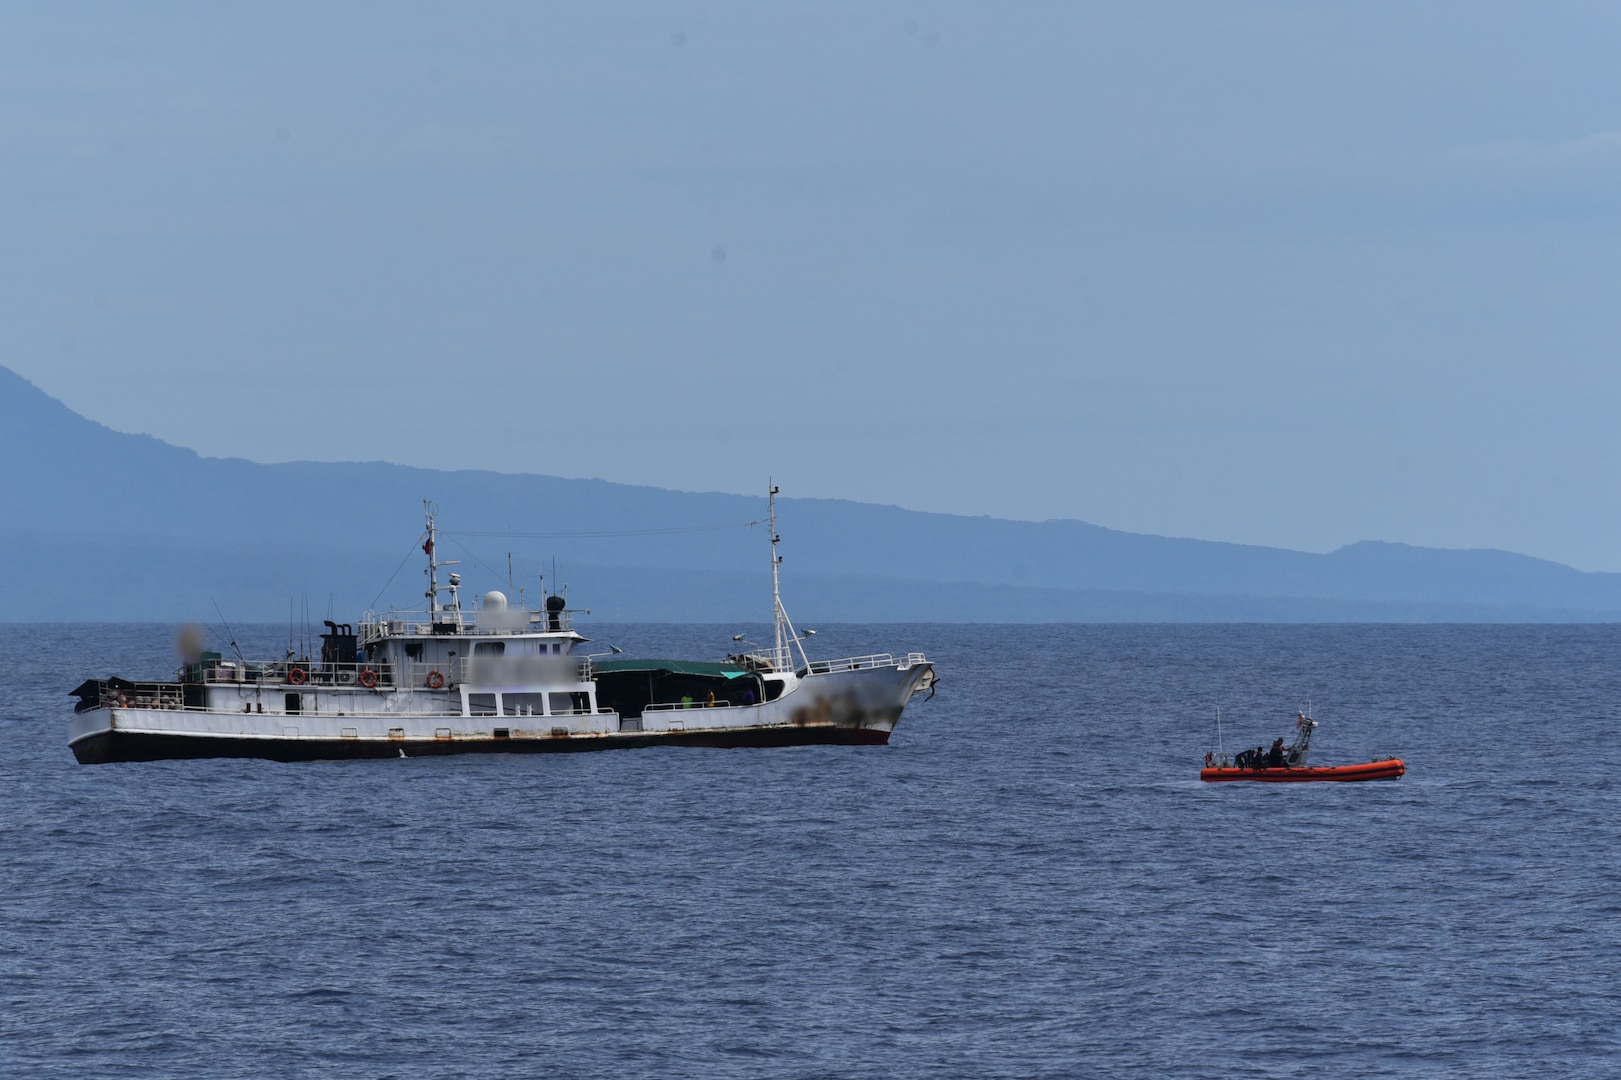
[4,364,1618,623]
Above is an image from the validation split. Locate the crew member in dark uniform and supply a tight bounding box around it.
[1265,737,1287,768]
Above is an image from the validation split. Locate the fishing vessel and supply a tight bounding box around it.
[68,490,936,764]
[1200,710,1404,783]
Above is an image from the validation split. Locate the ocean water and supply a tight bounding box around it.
[4,622,1620,1078]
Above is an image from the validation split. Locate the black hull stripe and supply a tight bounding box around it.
[70,726,891,764]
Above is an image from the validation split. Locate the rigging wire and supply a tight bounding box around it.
[442,532,529,595]
[211,597,245,662]
[443,520,763,540]
[366,519,764,610]
[368,533,428,611]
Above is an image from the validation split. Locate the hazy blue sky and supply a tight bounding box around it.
[6,3,1621,569]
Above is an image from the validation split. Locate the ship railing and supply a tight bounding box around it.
[400,658,594,691]
[733,649,926,676]
[202,660,397,688]
[508,704,607,718]
[89,679,187,711]
[804,652,928,675]
[400,658,466,689]
[359,607,575,642]
[576,658,635,682]
[644,699,739,712]
[735,647,794,674]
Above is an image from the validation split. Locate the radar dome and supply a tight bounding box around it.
[483,590,508,610]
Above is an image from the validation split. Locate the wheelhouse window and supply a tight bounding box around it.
[474,642,506,656]
[504,692,545,716]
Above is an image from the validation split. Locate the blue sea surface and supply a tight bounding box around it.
[4,623,1620,1078]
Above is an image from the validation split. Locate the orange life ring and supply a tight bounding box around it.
[287,666,308,686]
[425,670,445,690]
[358,668,379,689]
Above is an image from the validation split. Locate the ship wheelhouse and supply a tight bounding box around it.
[358,589,599,721]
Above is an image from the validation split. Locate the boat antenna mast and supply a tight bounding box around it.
[1287,707,1318,767]
[422,499,460,617]
[769,482,809,672]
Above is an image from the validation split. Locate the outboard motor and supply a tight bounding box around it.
[546,594,566,632]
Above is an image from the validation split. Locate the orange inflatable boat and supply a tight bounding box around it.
[1201,710,1404,783]
[1200,758,1405,782]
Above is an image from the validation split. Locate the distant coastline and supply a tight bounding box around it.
[6,364,1621,624]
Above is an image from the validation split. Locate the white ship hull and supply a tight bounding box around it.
[69,660,935,764]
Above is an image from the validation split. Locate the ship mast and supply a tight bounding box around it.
[421,502,466,625]
[424,499,441,615]
[769,483,807,671]
[770,484,783,664]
